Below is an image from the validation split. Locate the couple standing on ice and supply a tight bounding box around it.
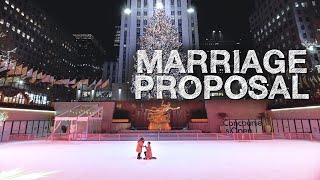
[136,138,157,160]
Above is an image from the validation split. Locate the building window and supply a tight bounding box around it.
[177,0,181,7]
[124,31,127,44]
[137,11,141,16]
[144,0,148,7]
[301,2,307,8]
[301,25,305,30]
[303,33,307,38]
[312,1,316,6]
[153,0,157,7]
[178,11,181,15]
[171,11,175,15]
[171,0,174,6]
[192,33,195,44]
[162,0,165,7]
[144,19,147,25]
[144,11,147,16]
[137,0,141,8]
[299,17,303,22]
[314,54,319,62]
[137,19,141,26]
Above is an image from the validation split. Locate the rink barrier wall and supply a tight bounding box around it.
[5,133,320,142]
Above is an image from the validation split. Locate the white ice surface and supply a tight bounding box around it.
[1,140,320,180]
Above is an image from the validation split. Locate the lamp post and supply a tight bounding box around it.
[187,7,195,13]
[118,88,122,101]
[124,8,131,15]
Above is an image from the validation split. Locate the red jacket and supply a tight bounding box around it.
[136,140,144,153]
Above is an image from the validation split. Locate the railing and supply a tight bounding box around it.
[6,132,320,142]
[7,133,50,142]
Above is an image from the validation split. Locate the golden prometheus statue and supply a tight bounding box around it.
[146,100,180,130]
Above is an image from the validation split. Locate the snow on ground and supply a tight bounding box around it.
[1,140,320,180]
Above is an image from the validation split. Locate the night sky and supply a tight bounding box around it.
[33,0,255,56]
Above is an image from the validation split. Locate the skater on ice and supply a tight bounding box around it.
[144,142,157,160]
[136,138,145,159]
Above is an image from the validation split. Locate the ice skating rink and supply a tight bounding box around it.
[1,140,320,180]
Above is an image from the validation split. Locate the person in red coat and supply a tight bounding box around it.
[136,138,145,159]
[145,142,153,160]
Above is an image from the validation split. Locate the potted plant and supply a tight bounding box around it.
[217,112,228,133]
[258,112,272,133]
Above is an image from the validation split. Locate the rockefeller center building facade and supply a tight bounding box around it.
[117,0,200,84]
[250,0,320,70]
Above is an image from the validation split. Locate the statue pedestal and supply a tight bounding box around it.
[148,123,171,130]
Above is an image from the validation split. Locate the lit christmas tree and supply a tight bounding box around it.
[131,5,188,99]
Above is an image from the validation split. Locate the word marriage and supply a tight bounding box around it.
[134,50,310,100]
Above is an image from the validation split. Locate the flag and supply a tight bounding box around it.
[71,81,80,89]
[29,78,37,84]
[14,64,23,75]
[50,76,55,85]
[32,70,38,79]
[21,66,28,77]
[55,79,69,85]
[89,80,96,88]
[6,63,19,75]
[313,75,320,84]
[7,69,15,75]
[95,79,102,89]
[41,75,51,83]
[0,60,8,68]
[0,60,9,72]
[26,68,33,78]
[80,79,89,85]
[309,76,316,88]
[62,79,70,85]
[101,79,110,89]
[41,74,47,80]
[7,62,16,71]
[69,79,76,85]
[303,75,310,88]
[36,72,43,79]
[5,77,13,85]
[13,76,20,83]
[54,80,63,85]
[0,77,5,86]
[317,75,320,83]
[60,79,70,87]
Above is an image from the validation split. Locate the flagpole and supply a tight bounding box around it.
[80,83,83,102]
